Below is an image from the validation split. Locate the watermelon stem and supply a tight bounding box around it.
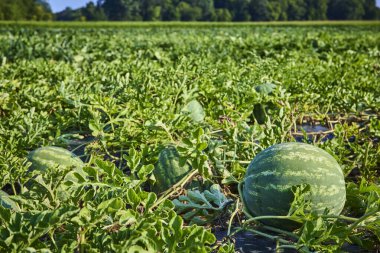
[245,215,302,226]
[347,210,378,230]
[227,198,240,236]
[149,169,198,211]
[320,214,358,222]
[223,160,251,164]
[245,228,299,251]
[261,225,299,240]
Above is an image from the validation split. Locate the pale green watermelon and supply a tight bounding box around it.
[241,142,346,230]
[28,146,84,172]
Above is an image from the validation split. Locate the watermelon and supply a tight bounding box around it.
[253,83,277,124]
[28,146,84,172]
[153,146,192,193]
[240,142,346,230]
[27,146,85,200]
[0,190,20,211]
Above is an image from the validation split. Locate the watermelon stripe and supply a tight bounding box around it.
[247,169,343,181]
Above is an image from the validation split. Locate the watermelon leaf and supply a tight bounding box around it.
[173,184,232,225]
[182,100,205,123]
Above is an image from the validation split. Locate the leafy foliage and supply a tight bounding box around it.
[0,24,379,251]
[174,184,232,225]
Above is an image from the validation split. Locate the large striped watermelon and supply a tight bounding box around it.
[153,146,192,193]
[240,142,346,230]
[28,146,84,172]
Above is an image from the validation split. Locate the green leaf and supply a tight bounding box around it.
[97,198,123,213]
[173,184,232,225]
[182,100,205,123]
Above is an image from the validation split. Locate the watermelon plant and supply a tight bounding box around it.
[253,83,279,124]
[0,22,379,252]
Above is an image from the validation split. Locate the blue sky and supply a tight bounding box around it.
[49,0,92,12]
[49,0,380,13]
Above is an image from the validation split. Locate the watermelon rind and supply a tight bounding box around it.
[241,142,346,230]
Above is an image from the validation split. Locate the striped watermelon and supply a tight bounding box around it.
[153,146,191,193]
[28,146,84,172]
[241,142,346,229]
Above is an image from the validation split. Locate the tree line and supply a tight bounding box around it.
[1,0,379,21]
[0,0,52,21]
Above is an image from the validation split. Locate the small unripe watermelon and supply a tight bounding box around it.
[253,83,277,124]
[241,142,346,230]
[153,146,191,193]
[28,146,84,172]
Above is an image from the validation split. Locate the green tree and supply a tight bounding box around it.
[287,0,306,20]
[215,8,232,21]
[0,0,52,21]
[161,0,180,20]
[124,0,142,20]
[304,0,327,20]
[249,0,270,21]
[267,0,282,21]
[362,0,379,19]
[193,0,216,21]
[233,0,251,21]
[102,0,127,20]
[328,0,365,20]
[141,0,159,20]
[177,1,202,21]
[55,7,83,21]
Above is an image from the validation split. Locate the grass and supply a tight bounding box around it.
[0,20,379,28]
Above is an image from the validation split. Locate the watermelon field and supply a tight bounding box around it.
[0,22,379,252]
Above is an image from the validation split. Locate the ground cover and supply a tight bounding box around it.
[0,23,379,252]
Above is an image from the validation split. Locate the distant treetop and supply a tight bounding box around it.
[1,0,379,21]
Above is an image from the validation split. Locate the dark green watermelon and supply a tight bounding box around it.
[153,146,192,193]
